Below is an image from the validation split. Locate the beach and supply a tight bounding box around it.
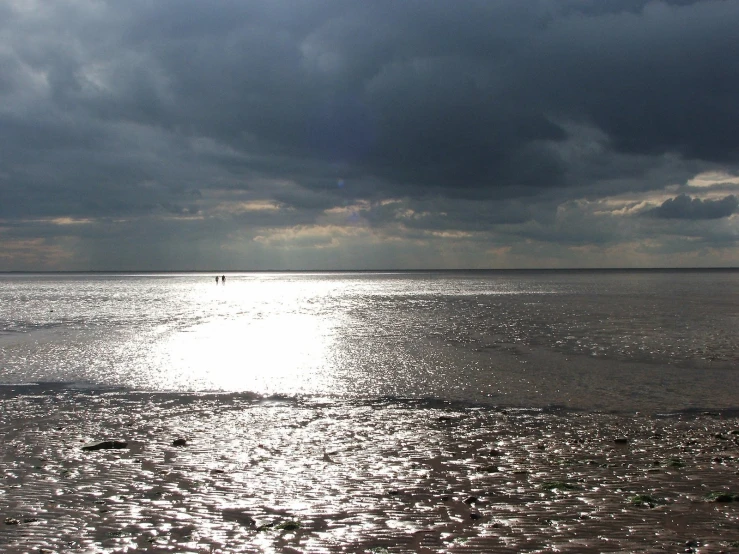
[2,387,738,553]
[1,271,738,552]
[3,0,739,549]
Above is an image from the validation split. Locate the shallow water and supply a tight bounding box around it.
[2,270,739,552]
[1,389,738,553]
[1,270,738,412]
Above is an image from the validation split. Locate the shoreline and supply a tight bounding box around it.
[3,382,739,417]
[2,389,738,553]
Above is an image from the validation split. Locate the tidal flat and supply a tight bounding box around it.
[1,389,738,553]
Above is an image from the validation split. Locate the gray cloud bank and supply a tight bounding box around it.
[0,0,738,269]
[646,194,739,220]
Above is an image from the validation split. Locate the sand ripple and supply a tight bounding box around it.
[1,390,738,553]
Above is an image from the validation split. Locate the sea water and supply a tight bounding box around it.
[0,270,737,412]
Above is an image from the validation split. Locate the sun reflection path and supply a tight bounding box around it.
[138,278,347,394]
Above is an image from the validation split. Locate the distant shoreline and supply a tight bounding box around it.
[1,267,738,275]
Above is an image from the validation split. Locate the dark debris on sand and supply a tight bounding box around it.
[1,392,738,553]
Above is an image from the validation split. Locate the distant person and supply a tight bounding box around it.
[215,276,219,284]
[221,275,226,284]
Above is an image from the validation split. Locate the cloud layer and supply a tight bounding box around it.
[1,0,738,269]
[646,194,739,220]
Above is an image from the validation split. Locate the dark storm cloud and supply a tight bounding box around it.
[645,194,739,220]
[525,2,739,164]
[133,0,736,198]
[1,0,738,269]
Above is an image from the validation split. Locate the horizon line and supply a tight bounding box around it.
[1,267,738,274]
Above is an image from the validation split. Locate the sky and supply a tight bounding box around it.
[1,0,738,270]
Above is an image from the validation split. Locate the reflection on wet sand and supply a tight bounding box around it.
[1,390,738,553]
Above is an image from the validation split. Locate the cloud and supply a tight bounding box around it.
[1,0,738,269]
[645,194,739,220]
[687,171,739,189]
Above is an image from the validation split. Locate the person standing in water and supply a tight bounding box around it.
[221,275,226,284]
[215,276,219,284]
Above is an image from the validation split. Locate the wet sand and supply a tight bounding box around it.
[1,389,738,553]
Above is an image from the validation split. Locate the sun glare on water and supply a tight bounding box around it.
[141,277,345,394]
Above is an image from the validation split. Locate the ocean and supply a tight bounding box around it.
[1,269,737,413]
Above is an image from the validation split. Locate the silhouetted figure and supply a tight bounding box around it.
[221,275,226,284]
[215,276,219,284]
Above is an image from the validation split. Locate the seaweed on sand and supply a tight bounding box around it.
[628,494,664,508]
[540,481,581,492]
